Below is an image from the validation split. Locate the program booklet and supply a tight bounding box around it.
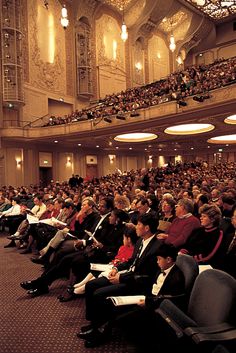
[90,263,113,272]
[198,264,213,273]
[107,295,145,306]
[39,217,67,227]
[26,214,39,224]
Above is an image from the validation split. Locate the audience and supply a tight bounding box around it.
[1,159,236,350]
[42,56,236,127]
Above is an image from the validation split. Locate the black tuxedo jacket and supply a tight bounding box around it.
[145,265,185,309]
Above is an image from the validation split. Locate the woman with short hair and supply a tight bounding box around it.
[179,203,224,268]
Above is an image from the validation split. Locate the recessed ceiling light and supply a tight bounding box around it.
[219,148,223,152]
[165,123,215,135]
[114,133,158,142]
[78,143,81,146]
[54,140,58,143]
[191,147,194,150]
[144,148,147,151]
[115,146,119,149]
[224,114,236,124]
[129,147,133,150]
[96,145,100,148]
[208,134,236,144]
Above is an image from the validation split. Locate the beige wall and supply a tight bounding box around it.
[216,21,236,45]
[194,42,236,65]
[2,146,236,187]
[4,148,24,186]
[95,14,127,98]
[148,34,170,82]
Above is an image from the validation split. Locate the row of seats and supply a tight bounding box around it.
[155,266,236,353]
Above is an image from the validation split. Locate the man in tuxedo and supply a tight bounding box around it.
[77,213,161,347]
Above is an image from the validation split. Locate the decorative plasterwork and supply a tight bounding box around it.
[28,0,65,92]
[22,0,29,83]
[101,0,135,11]
[78,0,98,20]
[124,0,146,27]
[96,14,125,69]
[159,11,190,33]
[181,17,213,53]
[185,0,236,20]
[140,20,157,35]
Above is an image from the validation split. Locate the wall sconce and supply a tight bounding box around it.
[148,155,153,164]
[135,62,142,71]
[16,158,22,168]
[176,56,183,65]
[66,156,72,166]
[108,154,116,164]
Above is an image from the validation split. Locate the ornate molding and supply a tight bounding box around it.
[28,1,65,92]
[96,14,125,70]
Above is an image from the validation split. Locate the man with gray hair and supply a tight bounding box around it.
[158,198,200,250]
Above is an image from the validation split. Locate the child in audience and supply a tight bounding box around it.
[73,223,137,295]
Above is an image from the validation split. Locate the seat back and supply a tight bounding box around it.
[212,344,231,353]
[188,269,236,327]
[176,254,199,297]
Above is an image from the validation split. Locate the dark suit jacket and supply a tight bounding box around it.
[74,211,100,239]
[117,236,162,294]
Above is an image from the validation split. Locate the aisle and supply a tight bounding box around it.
[0,233,127,353]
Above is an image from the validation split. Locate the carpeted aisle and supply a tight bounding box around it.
[0,233,128,353]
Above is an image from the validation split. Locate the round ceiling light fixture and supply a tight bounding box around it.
[164,123,215,135]
[224,114,236,124]
[207,134,236,144]
[114,132,158,142]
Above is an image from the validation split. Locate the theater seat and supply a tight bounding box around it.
[155,269,236,352]
[174,254,199,310]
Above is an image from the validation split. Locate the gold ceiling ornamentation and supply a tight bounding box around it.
[101,0,134,11]
[186,0,236,20]
[159,11,189,32]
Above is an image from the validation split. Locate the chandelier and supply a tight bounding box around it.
[169,20,176,52]
[120,0,128,42]
[61,4,69,29]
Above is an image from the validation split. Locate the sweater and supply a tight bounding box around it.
[165,215,200,249]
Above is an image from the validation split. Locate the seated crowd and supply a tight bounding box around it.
[1,160,236,350]
[43,56,236,127]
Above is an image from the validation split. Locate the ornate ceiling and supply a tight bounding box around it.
[186,0,236,20]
